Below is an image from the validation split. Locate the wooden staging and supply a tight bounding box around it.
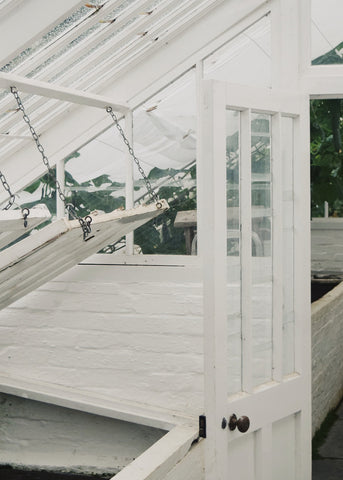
[0,200,168,310]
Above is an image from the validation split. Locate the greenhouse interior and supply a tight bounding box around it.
[0,0,343,479]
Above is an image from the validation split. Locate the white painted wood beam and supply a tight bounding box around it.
[0,0,84,66]
[0,134,31,141]
[0,72,129,112]
[201,80,228,480]
[271,0,300,90]
[305,66,343,98]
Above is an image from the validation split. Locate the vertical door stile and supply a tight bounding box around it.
[196,60,204,257]
[271,112,283,382]
[202,80,229,480]
[240,108,253,394]
[293,97,311,480]
[125,110,134,255]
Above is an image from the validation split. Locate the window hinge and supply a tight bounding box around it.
[199,414,207,438]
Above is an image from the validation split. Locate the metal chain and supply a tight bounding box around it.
[106,106,162,209]
[0,170,16,210]
[10,86,92,240]
[0,169,30,227]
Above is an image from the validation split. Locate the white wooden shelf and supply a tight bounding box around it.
[0,374,196,431]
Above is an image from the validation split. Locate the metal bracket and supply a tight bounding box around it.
[199,414,207,438]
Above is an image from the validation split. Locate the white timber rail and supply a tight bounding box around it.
[304,66,343,99]
[0,374,194,431]
[110,425,202,480]
[0,72,129,113]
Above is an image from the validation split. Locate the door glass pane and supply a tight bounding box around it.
[251,113,273,387]
[226,109,242,395]
[282,116,295,375]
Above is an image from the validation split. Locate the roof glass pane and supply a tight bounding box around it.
[204,15,271,88]
[312,0,343,64]
[0,0,106,73]
[29,0,187,89]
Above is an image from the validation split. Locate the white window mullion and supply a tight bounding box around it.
[271,112,283,381]
[240,108,253,393]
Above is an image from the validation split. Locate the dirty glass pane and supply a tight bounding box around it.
[251,113,273,387]
[282,116,295,375]
[132,68,196,255]
[204,15,271,87]
[0,3,104,72]
[226,109,242,395]
[312,0,343,64]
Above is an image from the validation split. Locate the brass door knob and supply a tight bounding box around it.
[228,414,250,433]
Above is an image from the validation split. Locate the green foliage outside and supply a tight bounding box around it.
[311,43,343,218]
[311,99,343,217]
[23,152,196,255]
[132,164,196,254]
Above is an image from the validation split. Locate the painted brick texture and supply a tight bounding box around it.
[0,263,204,416]
[312,281,343,435]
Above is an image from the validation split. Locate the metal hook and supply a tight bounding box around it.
[22,207,30,228]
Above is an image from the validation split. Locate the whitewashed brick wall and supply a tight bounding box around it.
[0,263,204,416]
[312,281,343,434]
[0,261,203,473]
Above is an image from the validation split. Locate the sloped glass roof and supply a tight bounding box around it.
[0,0,220,173]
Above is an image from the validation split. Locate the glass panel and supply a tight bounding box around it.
[312,0,343,64]
[132,68,196,255]
[251,113,273,387]
[226,109,241,395]
[203,15,271,87]
[282,116,295,375]
[64,123,127,253]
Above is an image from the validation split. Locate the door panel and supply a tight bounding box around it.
[201,80,311,480]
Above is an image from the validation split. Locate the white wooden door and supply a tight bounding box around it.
[200,80,311,480]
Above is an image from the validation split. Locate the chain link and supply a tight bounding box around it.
[0,170,16,210]
[106,106,162,209]
[11,86,92,240]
